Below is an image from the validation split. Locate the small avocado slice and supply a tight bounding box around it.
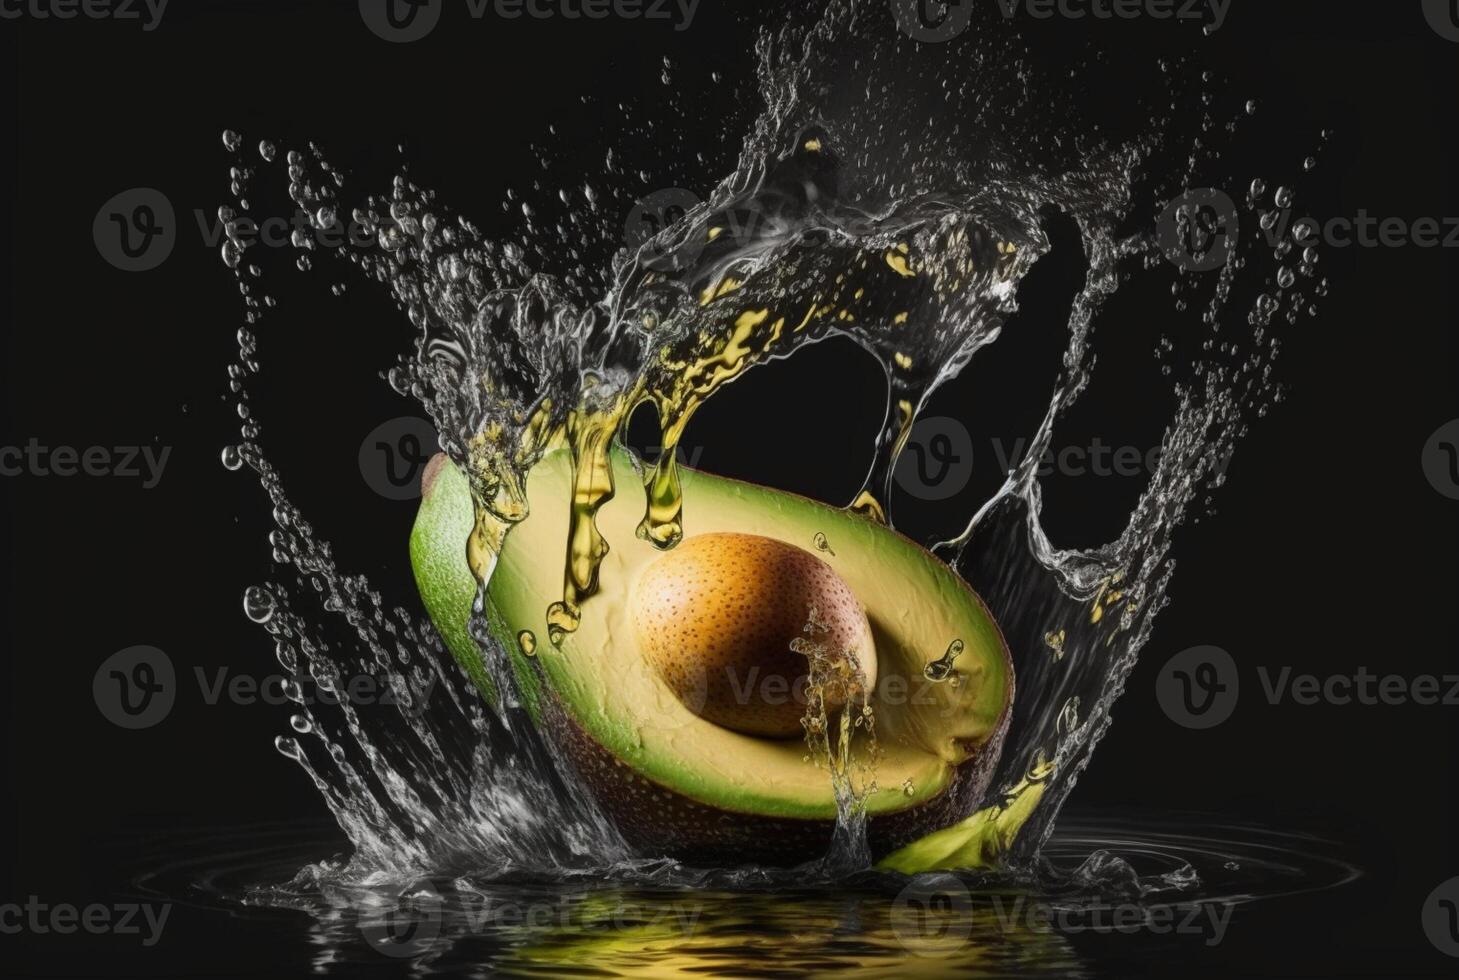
[411,449,1014,866]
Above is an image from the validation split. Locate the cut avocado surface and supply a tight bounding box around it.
[411,448,1012,854]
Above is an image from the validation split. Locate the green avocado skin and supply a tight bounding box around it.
[409,460,543,719]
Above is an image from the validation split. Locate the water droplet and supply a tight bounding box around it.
[244,585,276,623]
[222,129,242,152]
[1274,186,1293,209]
[1058,696,1081,736]
[274,735,300,760]
[258,140,276,162]
[1244,99,1257,115]
[924,639,965,682]
[221,445,244,471]
[517,630,537,657]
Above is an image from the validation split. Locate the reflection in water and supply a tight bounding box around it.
[125,814,1358,977]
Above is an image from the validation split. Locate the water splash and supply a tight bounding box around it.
[218,0,1328,879]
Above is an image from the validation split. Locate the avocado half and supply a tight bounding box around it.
[410,449,1013,866]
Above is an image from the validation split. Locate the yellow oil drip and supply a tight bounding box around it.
[1044,628,1067,660]
[885,250,915,278]
[923,639,965,682]
[848,491,887,523]
[546,405,631,644]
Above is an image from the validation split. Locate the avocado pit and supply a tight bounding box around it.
[631,532,877,739]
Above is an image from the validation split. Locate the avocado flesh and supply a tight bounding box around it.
[411,448,1011,823]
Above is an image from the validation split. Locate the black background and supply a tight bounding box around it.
[1,1,1456,976]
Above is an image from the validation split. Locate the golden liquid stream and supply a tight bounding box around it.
[464,214,1020,663]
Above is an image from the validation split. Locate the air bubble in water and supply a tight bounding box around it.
[221,445,244,471]
[222,129,242,152]
[244,585,276,623]
[259,140,277,162]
